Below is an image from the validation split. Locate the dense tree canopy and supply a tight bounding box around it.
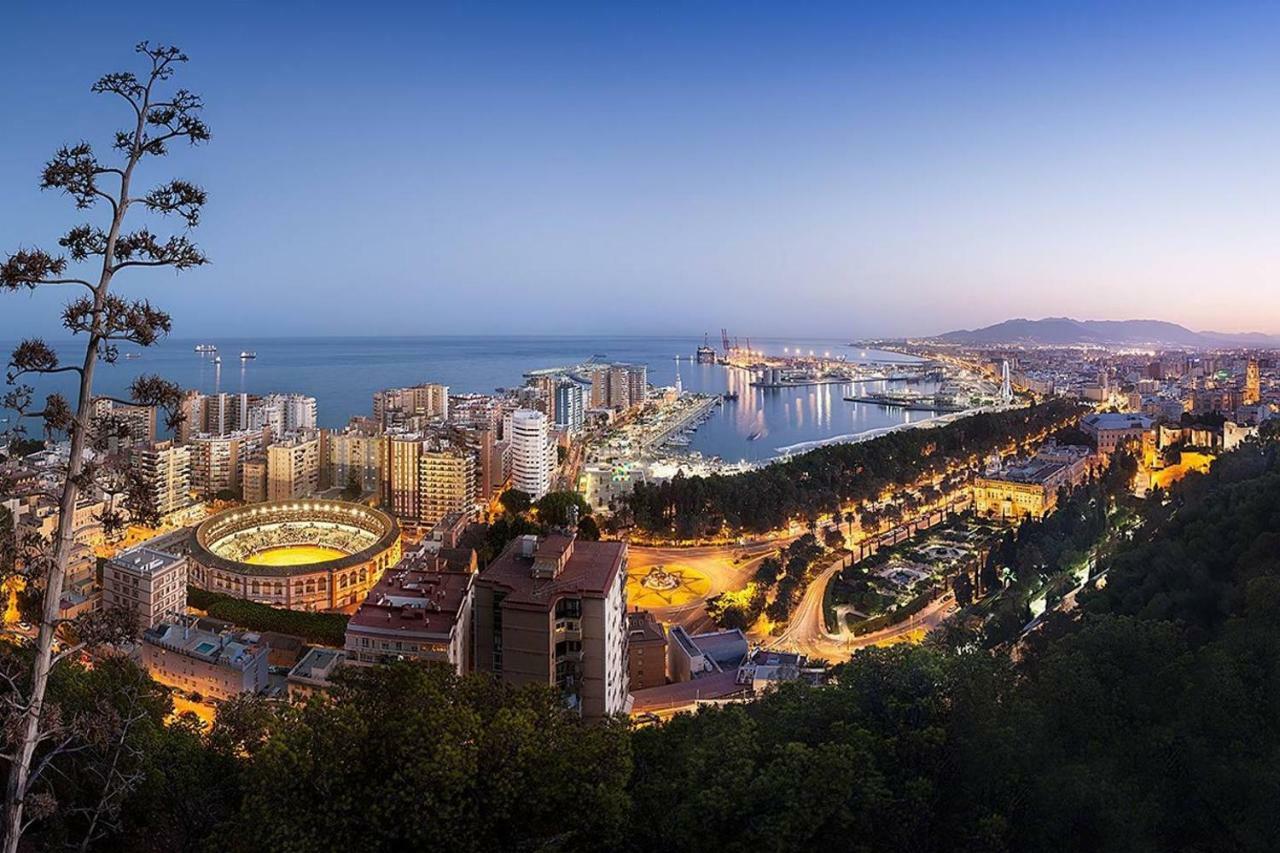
[626,399,1084,539]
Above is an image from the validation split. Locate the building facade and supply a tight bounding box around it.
[473,534,630,718]
[103,546,187,629]
[142,617,270,701]
[344,544,475,674]
[133,440,193,518]
[267,432,321,501]
[507,409,554,499]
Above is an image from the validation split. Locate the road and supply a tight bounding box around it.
[627,541,782,634]
[767,552,956,662]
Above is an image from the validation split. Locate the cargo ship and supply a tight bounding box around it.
[239,351,257,360]
[194,344,217,353]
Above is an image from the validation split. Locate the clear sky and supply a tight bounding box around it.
[2,1,1278,339]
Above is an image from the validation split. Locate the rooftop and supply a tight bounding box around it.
[478,534,626,610]
[1082,412,1154,431]
[346,547,475,639]
[287,647,345,685]
[109,546,184,576]
[143,618,264,671]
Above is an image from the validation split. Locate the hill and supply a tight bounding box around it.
[936,316,1279,347]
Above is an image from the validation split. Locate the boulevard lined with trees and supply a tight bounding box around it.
[624,399,1083,540]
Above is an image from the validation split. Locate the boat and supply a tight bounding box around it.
[213,355,222,364]
[239,351,257,360]
[722,391,739,401]
[194,344,217,353]
[747,430,763,441]
[124,353,141,360]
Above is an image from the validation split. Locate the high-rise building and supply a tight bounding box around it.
[554,381,585,434]
[373,383,449,427]
[473,534,630,718]
[241,457,268,503]
[133,441,193,518]
[419,448,477,529]
[266,432,321,500]
[322,428,384,495]
[1244,359,1261,405]
[177,390,204,443]
[189,430,266,498]
[103,546,187,629]
[588,366,610,409]
[589,363,648,412]
[508,409,554,499]
[250,394,318,434]
[202,392,252,436]
[383,433,425,522]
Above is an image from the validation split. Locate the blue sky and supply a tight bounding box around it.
[2,1,1278,339]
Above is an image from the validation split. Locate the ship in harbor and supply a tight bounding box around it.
[194,343,217,353]
[239,351,257,360]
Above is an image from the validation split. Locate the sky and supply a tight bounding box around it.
[2,1,1279,340]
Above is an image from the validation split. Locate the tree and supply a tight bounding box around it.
[341,469,362,500]
[498,488,532,517]
[534,490,591,528]
[0,43,208,851]
[576,515,601,541]
[823,527,845,550]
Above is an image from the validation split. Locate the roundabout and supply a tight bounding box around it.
[626,561,713,609]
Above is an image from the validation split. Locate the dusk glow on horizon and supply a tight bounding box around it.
[3,1,1279,339]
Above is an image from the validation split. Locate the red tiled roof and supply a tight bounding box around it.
[478,535,625,610]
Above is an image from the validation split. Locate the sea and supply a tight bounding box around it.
[1,335,929,463]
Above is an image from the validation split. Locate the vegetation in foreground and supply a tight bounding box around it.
[4,436,1280,851]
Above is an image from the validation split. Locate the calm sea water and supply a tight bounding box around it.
[2,335,924,462]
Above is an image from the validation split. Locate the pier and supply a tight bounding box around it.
[641,395,721,452]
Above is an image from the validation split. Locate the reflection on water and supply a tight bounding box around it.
[10,335,926,460]
[676,360,932,463]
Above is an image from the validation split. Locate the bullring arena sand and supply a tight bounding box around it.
[243,545,348,566]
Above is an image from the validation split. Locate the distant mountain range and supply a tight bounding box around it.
[934,317,1280,347]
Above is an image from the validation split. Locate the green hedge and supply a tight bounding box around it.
[186,586,348,646]
[849,585,938,637]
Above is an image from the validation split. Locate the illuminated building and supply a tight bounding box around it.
[142,616,269,701]
[419,448,477,529]
[267,432,321,500]
[383,433,425,522]
[132,440,193,518]
[973,444,1094,520]
[241,457,268,503]
[92,398,156,451]
[321,427,384,495]
[373,382,449,427]
[189,499,401,611]
[1080,412,1154,455]
[344,543,475,674]
[103,546,187,628]
[507,409,554,499]
[554,381,585,434]
[474,534,630,718]
[189,430,266,498]
[1244,359,1261,405]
